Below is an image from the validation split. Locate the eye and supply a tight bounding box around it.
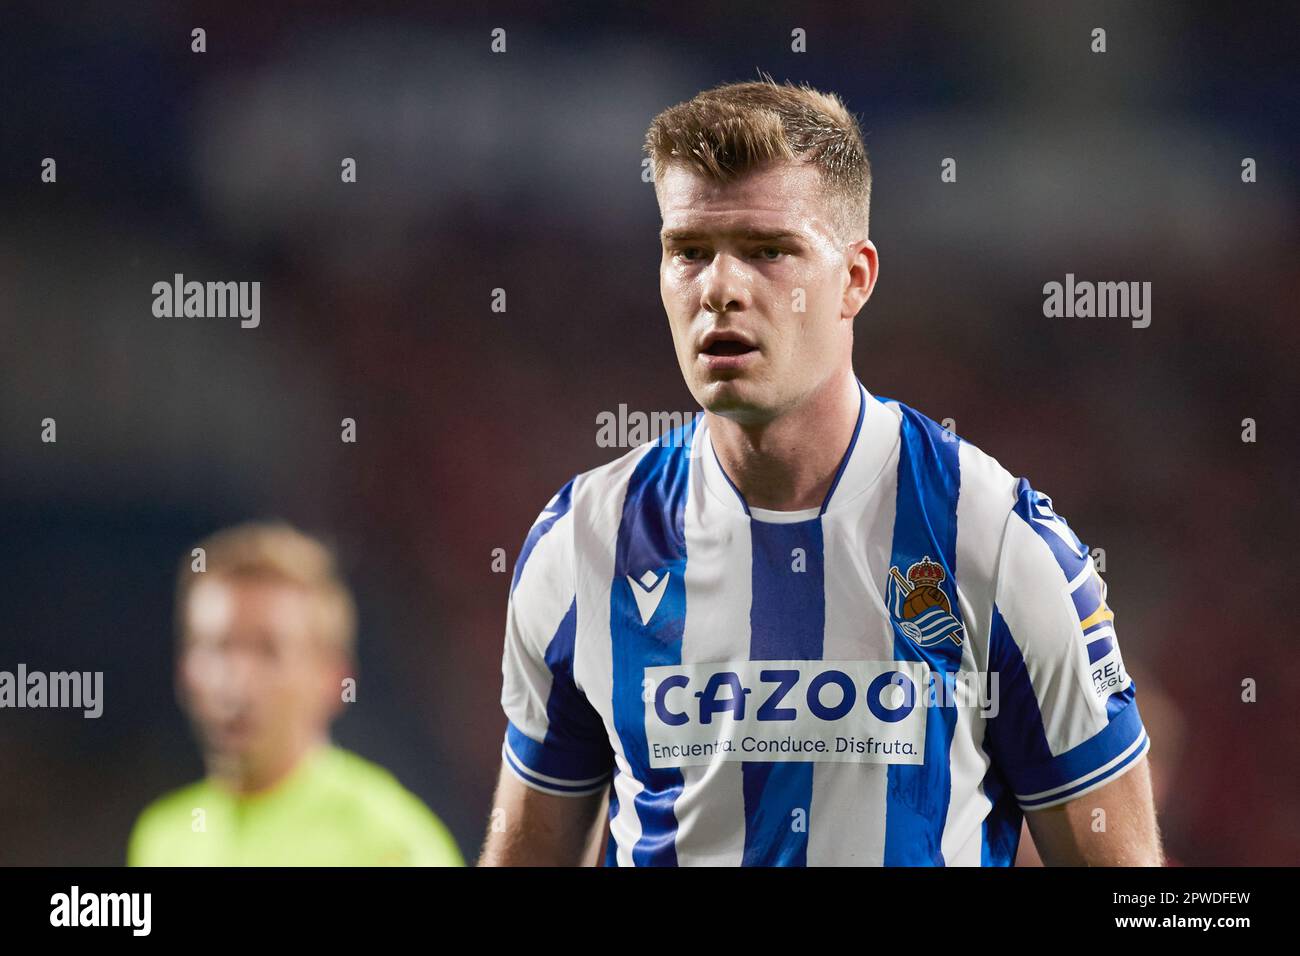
[675,247,706,261]
[755,247,785,261]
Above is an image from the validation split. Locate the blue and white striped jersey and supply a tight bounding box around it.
[499,380,1148,866]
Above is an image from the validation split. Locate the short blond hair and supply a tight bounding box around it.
[644,75,872,242]
[176,521,357,657]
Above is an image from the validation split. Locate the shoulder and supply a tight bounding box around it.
[317,748,464,865]
[127,779,209,864]
[519,416,701,557]
[132,779,208,828]
[874,395,1019,517]
[875,397,1032,630]
[317,746,411,804]
[570,416,700,517]
[888,401,1095,606]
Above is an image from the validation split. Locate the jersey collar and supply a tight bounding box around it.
[699,379,899,520]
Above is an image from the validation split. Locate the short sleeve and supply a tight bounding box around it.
[500,480,613,797]
[983,478,1149,810]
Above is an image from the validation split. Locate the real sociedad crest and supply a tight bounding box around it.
[886,556,965,648]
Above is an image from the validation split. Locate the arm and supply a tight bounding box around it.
[483,479,615,866]
[1025,753,1163,866]
[986,480,1157,864]
[583,785,612,864]
[478,763,606,866]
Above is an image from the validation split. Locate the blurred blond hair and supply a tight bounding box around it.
[175,521,356,657]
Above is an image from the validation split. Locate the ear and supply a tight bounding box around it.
[842,239,878,320]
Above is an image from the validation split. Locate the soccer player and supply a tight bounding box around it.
[479,79,1161,866]
[128,522,463,866]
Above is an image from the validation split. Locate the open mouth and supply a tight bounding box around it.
[703,340,758,357]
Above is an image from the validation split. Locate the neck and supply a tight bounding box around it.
[208,731,329,797]
[707,367,861,511]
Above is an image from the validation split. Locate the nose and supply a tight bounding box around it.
[206,649,257,712]
[701,253,749,315]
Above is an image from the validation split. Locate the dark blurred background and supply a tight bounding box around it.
[1,1,1296,865]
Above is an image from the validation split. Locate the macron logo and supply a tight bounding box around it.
[628,570,670,625]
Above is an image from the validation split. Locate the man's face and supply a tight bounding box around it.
[658,159,876,425]
[178,576,343,771]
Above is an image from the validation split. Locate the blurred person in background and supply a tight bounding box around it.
[127,522,463,866]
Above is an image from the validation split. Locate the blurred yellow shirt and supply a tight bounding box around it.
[127,743,464,866]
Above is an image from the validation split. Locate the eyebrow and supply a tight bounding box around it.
[660,228,803,244]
